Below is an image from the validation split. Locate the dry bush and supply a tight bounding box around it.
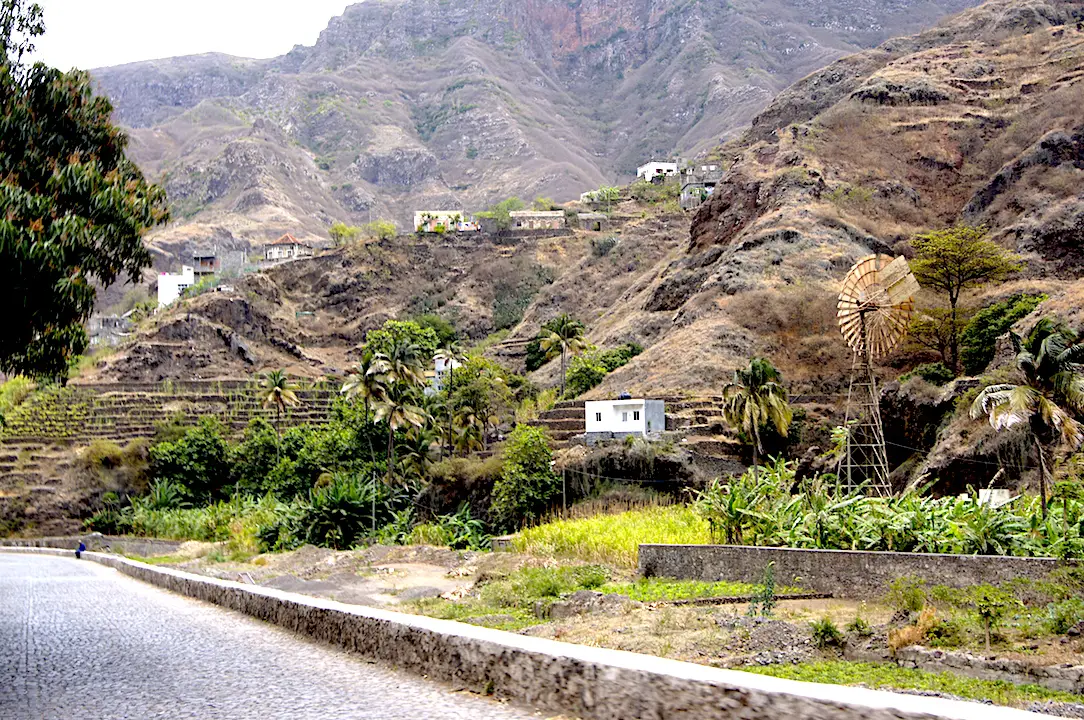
[888,607,939,654]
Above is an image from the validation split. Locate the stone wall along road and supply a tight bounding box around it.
[0,553,539,720]
[1,547,1054,720]
[639,544,1079,597]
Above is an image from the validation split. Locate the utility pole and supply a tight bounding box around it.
[371,472,377,538]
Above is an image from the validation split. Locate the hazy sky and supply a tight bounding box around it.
[31,0,355,70]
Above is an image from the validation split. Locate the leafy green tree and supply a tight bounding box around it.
[540,314,586,397]
[564,351,607,398]
[491,424,558,529]
[414,314,457,346]
[149,417,231,503]
[260,369,300,442]
[721,357,793,481]
[363,319,440,361]
[960,293,1046,375]
[595,186,620,212]
[328,222,361,246]
[362,219,396,240]
[1,1,170,379]
[477,196,524,230]
[341,349,387,423]
[910,226,1022,372]
[971,318,1084,518]
[532,196,558,210]
[230,418,281,495]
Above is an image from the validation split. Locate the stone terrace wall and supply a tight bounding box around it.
[639,544,1080,598]
[0,547,1049,720]
[1,534,182,557]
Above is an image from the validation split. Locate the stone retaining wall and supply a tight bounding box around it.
[639,544,1079,598]
[0,547,1049,720]
[894,647,1084,694]
[1,534,182,558]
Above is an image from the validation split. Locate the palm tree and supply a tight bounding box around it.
[970,318,1084,519]
[373,383,429,485]
[453,405,484,456]
[368,338,429,484]
[260,369,300,442]
[341,349,387,420]
[540,314,586,397]
[398,426,439,480]
[721,357,793,482]
[435,340,465,459]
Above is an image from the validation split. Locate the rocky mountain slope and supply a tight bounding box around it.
[91,0,980,259]
[76,0,1084,495]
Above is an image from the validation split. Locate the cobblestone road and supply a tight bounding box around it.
[0,554,542,720]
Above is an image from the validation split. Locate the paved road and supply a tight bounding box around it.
[0,554,542,720]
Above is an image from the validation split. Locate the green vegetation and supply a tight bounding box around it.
[260,369,300,440]
[810,617,845,648]
[899,362,955,386]
[694,461,1084,557]
[1,1,170,379]
[563,343,644,398]
[491,425,558,530]
[0,375,34,426]
[743,661,1084,709]
[970,317,1084,519]
[491,262,554,330]
[476,196,525,230]
[513,505,711,568]
[628,180,678,205]
[961,293,1046,375]
[910,225,1023,372]
[590,235,619,257]
[720,358,793,478]
[362,320,440,360]
[540,314,586,397]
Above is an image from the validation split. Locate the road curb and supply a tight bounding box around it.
[1,547,1050,720]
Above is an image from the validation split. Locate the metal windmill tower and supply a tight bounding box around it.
[836,255,920,496]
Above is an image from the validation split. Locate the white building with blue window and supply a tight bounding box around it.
[584,399,665,439]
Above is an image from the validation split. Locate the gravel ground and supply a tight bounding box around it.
[0,554,543,720]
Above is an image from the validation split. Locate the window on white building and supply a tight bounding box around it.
[621,412,628,422]
[634,411,640,421]
[595,413,602,422]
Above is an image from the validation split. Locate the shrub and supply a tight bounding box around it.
[888,577,927,614]
[1044,597,1084,635]
[491,425,558,530]
[149,417,231,503]
[747,561,777,617]
[926,617,967,648]
[230,419,281,495]
[564,353,608,398]
[599,343,643,371]
[846,616,874,637]
[363,319,440,360]
[900,362,955,386]
[591,235,619,257]
[0,375,34,423]
[811,617,845,648]
[81,439,125,471]
[889,607,938,653]
[960,293,1046,375]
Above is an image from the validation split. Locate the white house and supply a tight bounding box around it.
[264,234,314,261]
[584,399,665,438]
[636,161,679,182]
[432,355,462,392]
[414,210,465,233]
[157,265,195,308]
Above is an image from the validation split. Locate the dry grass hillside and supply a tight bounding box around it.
[87,0,981,287]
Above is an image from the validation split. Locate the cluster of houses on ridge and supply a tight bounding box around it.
[634,159,724,211]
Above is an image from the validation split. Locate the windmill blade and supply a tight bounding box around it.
[837,254,920,357]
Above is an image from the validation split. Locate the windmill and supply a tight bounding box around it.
[836,255,920,495]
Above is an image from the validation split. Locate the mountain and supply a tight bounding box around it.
[90,0,981,255]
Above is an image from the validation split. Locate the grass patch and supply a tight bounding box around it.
[409,597,540,631]
[513,505,710,568]
[123,553,193,566]
[600,577,794,602]
[743,661,1084,708]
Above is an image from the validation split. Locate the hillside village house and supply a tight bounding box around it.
[636,161,679,182]
[680,165,723,210]
[414,210,470,233]
[508,210,565,230]
[264,234,313,261]
[157,265,195,308]
[577,212,609,232]
[192,247,218,279]
[584,399,665,440]
[427,355,463,394]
